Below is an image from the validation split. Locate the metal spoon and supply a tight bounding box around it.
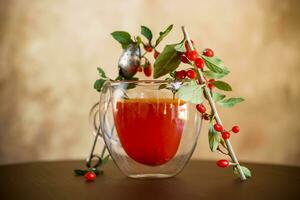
[118,44,141,79]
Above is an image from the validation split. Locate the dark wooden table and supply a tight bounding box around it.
[0,160,299,200]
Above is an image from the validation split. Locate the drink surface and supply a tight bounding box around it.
[114,98,186,166]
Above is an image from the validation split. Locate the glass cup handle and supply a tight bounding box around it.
[89,102,103,138]
[86,102,107,168]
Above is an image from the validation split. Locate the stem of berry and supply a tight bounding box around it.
[181,26,247,181]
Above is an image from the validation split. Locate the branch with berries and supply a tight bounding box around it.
[91,24,251,181]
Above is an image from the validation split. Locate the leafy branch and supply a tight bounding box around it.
[94,67,108,92]
[180,26,250,180]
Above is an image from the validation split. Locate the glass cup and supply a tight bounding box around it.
[95,80,202,178]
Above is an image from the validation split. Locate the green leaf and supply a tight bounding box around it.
[94,79,106,92]
[158,84,168,90]
[88,168,103,175]
[169,71,176,78]
[174,40,186,52]
[153,44,181,78]
[208,120,221,152]
[240,166,252,178]
[74,169,88,176]
[218,98,244,108]
[155,24,173,47]
[111,31,133,49]
[201,55,229,74]
[136,36,142,45]
[97,67,107,78]
[124,77,138,90]
[212,93,226,102]
[211,81,232,91]
[203,70,229,79]
[101,155,110,165]
[176,81,204,104]
[234,166,252,178]
[141,25,153,42]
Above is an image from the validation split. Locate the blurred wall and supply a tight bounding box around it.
[0,0,300,165]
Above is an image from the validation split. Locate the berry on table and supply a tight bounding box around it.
[222,131,230,140]
[187,50,198,61]
[216,159,230,168]
[84,171,96,181]
[214,123,223,132]
[175,70,186,79]
[196,104,206,113]
[154,50,160,59]
[195,58,204,69]
[186,69,197,79]
[232,126,240,133]
[203,48,214,57]
[180,54,189,63]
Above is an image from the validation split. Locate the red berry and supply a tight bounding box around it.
[137,66,143,72]
[184,40,194,52]
[216,159,230,168]
[232,126,240,133]
[180,54,189,63]
[195,58,204,69]
[175,70,186,79]
[84,172,96,181]
[222,131,230,140]
[203,113,210,120]
[196,104,206,113]
[144,65,152,77]
[203,48,214,57]
[214,123,223,132]
[207,79,215,89]
[154,50,160,59]
[187,50,198,61]
[186,70,197,79]
[144,45,153,52]
[207,84,213,89]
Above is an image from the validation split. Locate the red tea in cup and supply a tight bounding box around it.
[114,98,186,166]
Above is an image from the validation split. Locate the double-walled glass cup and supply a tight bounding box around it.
[98,80,202,178]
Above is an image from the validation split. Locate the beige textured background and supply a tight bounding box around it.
[0,0,300,166]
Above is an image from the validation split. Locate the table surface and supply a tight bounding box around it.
[0,160,299,200]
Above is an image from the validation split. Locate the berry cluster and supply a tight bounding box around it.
[136,45,162,77]
[137,64,152,77]
[136,45,155,77]
[195,103,241,169]
[174,42,217,90]
[143,44,161,60]
[175,69,197,80]
[213,123,240,168]
[195,104,210,121]
[213,123,240,140]
[180,41,214,70]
